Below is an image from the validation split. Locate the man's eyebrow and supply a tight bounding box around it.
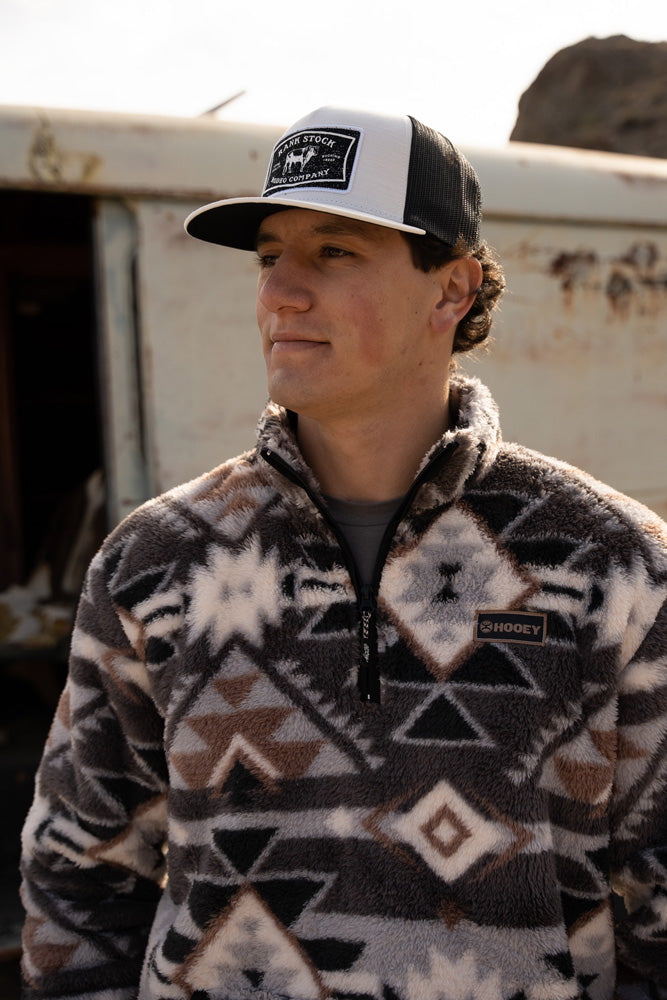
[255,228,281,249]
[310,220,385,241]
[255,217,386,248]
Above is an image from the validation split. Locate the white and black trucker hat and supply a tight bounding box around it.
[184,106,481,251]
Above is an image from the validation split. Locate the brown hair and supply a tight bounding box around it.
[403,234,505,356]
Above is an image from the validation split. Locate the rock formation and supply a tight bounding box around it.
[510,35,667,158]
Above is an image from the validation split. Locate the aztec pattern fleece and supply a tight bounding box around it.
[21,377,667,1000]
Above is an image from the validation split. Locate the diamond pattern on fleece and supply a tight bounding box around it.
[20,377,667,1000]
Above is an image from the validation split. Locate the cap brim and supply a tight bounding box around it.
[184,196,425,251]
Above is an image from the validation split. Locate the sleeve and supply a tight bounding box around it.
[610,578,667,998]
[20,533,170,1000]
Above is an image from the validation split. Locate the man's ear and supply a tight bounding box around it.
[431,257,483,334]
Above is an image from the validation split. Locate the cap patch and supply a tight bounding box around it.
[264,127,361,195]
[474,611,547,645]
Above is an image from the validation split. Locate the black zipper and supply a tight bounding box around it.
[358,583,379,703]
[260,442,460,705]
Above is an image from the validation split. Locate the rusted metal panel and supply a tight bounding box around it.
[464,219,667,519]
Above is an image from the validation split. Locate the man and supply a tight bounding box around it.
[21,107,666,1000]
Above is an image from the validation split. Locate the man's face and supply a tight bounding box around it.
[255,209,454,426]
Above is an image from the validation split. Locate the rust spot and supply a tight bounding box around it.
[80,153,102,182]
[615,171,667,189]
[249,149,259,161]
[606,270,633,305]
[616,242,659,269]
[29,117,63,181]
[28,114,101,185]
[549,251,597,292]
[638,273,667,291]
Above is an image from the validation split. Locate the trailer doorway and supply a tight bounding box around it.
[0,190,103,591]
[0,189,104,958]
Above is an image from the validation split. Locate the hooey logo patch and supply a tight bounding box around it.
[475,610,547,645]
[264,127,361,195]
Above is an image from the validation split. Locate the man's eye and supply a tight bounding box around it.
[321,246,351,258]
[256,253,277,268]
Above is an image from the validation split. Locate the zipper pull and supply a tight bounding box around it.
[358,585,380,704]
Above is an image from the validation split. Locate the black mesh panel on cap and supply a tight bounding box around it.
[404,117,481,249]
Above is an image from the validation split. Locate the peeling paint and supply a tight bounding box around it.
[615,170,667,189]
[616,241,660,269]
[28,115,101,185]
[549,250,597,292]
[639,273,667,290]
[28,117,63,181]
[542,239,667,315]
[605,270,635,315]
[606,270,634,301]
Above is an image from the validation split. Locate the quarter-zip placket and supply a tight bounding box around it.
[261,442,460,705]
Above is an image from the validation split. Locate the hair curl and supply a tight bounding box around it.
[403,234,505,357]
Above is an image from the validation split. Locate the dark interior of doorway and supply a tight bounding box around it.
[0,190,102,969]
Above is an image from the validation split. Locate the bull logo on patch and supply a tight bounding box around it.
[284,146,318,173]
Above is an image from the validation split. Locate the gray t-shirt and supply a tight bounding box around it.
[324,494,405,588]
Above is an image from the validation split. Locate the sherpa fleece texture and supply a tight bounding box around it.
[20,377,667,1000]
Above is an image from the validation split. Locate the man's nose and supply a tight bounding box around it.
[258,255,312,312]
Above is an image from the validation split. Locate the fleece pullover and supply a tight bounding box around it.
[20,377,667,1000]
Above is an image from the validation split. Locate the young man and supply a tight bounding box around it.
[21,107,666,1000]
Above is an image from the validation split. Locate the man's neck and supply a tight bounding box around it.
[295,397,452,502]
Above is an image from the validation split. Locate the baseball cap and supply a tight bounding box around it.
[184,106,481,251]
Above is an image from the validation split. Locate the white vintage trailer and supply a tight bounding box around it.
[1,104,666,571]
